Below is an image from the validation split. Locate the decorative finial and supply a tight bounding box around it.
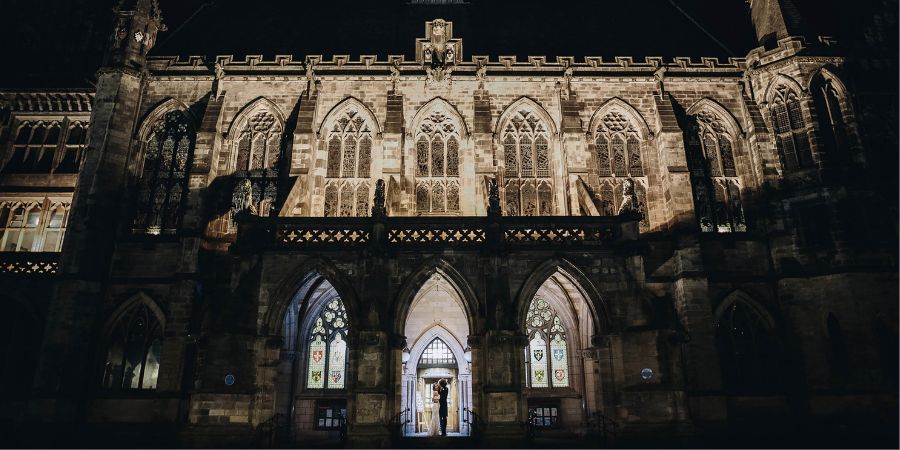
[372,179,387,218]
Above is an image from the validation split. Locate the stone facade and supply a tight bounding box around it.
[0,0,897,448]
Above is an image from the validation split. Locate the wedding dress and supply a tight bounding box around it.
[429,399,441,436]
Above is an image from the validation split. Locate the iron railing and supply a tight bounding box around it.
[591,411,620,446]
[390,407,410,444]
[256,413,290,448]
[463,407,485,439]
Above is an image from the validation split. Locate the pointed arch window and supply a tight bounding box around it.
[524,296,569,388]
[503,110,553,216]
[229,110,283,224]
[420,338,457,367]
[57,121,88,173]
[592,109,649,231]
[811,76,851,162]
[771,86,814,172]
[686,109,746,233]
[324,107,373,216]
[4,121,63,174]
[714,300,781,393]
[133,111,195,235]
[415,110,461,214]
[306,297,349,389]
[102,303,163,390]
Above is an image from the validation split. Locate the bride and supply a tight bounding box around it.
[428,383,441,436]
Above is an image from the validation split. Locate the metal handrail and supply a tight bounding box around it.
[463,407,485,438]
[592,411,620,445]
[256,413,289,448]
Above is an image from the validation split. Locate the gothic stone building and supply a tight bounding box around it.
[0,0,897,448]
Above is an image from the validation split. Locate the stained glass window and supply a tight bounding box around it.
[417,137,429,177]
[431,138,445,176]
[535,136,549,178]
[538,183,552,215]
[447,182,460,212]
[612,135,627,176]
[327,137,342,178]
[324,106,373,215]
[102,303,162,390]
[504,135,518,177]
[416,183,430,212]
[134,111,194,235]
[525,296,569,388]
[324,184,338,217]
[505,181,520,216]
[627,135,642,177]
[306,297,349,389]
[356,183,369,217]
[339,184,354,217]
[358,137,372,178]
[446,137,459,176]
[342,136,357,178]
[229,110,282,223]
[596,135,611,177]
[520,135,534,178]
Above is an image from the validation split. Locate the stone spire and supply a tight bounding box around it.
[747,0,808,48]
[104,0,165,69]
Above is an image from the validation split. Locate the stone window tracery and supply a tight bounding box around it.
[415,110,461,214]
[593,109,649,231]
[811,76,851,163]
[324,107,374,216]
[306,297,349,389]
[714,300,781,393]
[4,121,63,174]
[0,201,70,252]
[102,303,163,391]
[524,296,569,388]
[686,109,746,233]
[771,86,814,172]
[420,338,457,366]
[503,110,553,216]
[133,111,194,235]
[229,110,283,226]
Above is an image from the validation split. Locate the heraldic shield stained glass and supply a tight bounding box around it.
[525,296,569,388]
[306,298,349,389]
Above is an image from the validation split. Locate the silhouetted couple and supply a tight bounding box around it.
[429,378,449,436]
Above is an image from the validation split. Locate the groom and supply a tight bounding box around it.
[438,378,449,436]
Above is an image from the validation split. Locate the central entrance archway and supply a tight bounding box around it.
[400,272,472,436]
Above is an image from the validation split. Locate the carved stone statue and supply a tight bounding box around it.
[488,177,501,215]
[213,62,226,99]
[619,178,640,214]
[236,178,257,215]
[476,62,487,89]
[372,178,386,217]
[562,67,574,97]
[390,61,401,91]
[654,66,667,98]
[305,62,318,95]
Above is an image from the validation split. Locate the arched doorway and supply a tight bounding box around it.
[400,273,472,436]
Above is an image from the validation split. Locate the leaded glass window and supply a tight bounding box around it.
[420,338,457,366]
[230,110,282,223]
[503,109,553,216]
[686,109,746,233]
[524,296,569,388]
[323,106,374,216]
[714,300,782,393]
[593,109,648,230]
[134,111,195,235]
[102,303,163,390]
[771,87,814,172]
[306,297,349,389]
[415,109,461,213]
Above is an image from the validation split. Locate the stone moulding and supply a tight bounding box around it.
[0,90,94,113]
[147,54,747,77]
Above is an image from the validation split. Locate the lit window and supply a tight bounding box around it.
[503,110,552,216]
[524,296,569,388]
[102,303,163,390]
[324,106,373,216]
[420,338,457,367]
[415,110,461,214]
[315,400,347,430]
[306,298,349,389]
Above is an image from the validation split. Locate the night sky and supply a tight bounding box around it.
[0,0,866,88]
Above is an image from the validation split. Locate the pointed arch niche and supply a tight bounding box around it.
[519,268,599,431]
[400,273,472,436]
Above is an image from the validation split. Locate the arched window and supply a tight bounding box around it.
[57,121,88,173]
[415,110,461,214]
[133,111,195,235]
[230,110,283,222]
[811,75,851,162]
[714,299,781,393]
[324,107,373,216]
[3,121,62,174]
[306,297,349,389]
[503,110,552,216]
[102,303,163,390]
[420,338,457,367]
[524,296,569,388]
[770,86,814,172]
[686,109,746,233]
[593,109,649,231]
[0,203,41,252]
